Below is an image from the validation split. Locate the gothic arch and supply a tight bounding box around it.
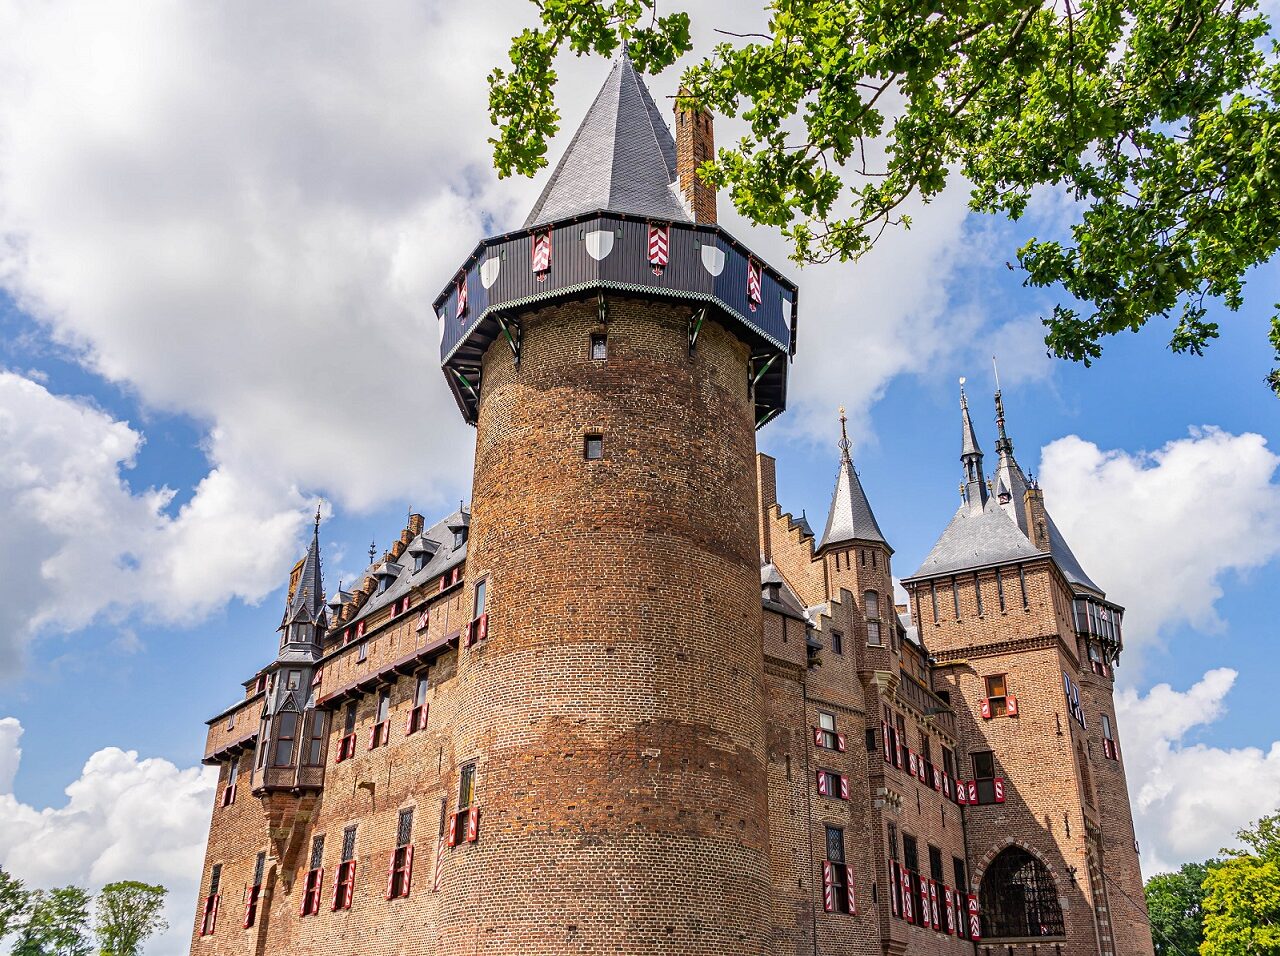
[978,844,1066,939]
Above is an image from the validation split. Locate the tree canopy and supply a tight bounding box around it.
[490,0,1280,393]
[1145,860,1213,956]
[94,881,168,956]
[1202,812,1280,956]
[11,886,92,956]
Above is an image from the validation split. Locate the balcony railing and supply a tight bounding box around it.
[899,674,957,738]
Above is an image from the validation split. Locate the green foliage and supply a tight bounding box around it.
[491,0,1280,393]
[1146,860,1213,956]
[1202,811,1280,955]
[11,886,92,956]
[0,866,33,939]
[93,881,167,956]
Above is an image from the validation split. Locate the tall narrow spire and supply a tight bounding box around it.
[993,356,1013,460]
[818,406,890,551]
[960,378,988,511]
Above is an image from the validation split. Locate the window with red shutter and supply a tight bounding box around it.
[387,808,414,899]
[332,825,357,910]
[821,826,852,914]
[368,689,390,750]
[200,864,222,936]
[244,852,265,928]
[815,711,839,750]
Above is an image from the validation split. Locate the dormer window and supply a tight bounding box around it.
[414,551,427,572]
[454,528,467,548]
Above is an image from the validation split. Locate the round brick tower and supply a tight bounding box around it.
[430,56,797,954]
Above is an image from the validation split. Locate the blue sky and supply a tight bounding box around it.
[1,2,1279,953]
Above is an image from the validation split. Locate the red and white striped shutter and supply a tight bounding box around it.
[344,866,354,909]
[839,775,850,800]
[332,869,343,910]
[243,889,254,928]
[882,722,891,761]
[965,781,976,803]
[844,865,856,913]
[908,750,918,776]
[816,771,829,796]
[455,275,467,317]
[314,868,323,913]
[531,230,552,278]
[299,875,310,916]
[929,880,940,928]
[368,725,378,749]
[813,726,823,747]
[994,778,1006,803]
[889,861,901,917]
[446,812,459,848]
[967,894,981,940]
[405,707,416,735]
[477,612,488,642]
[440,574,447,591]
[900,869,914,922]
[210,895,218,934]
[933,766,942,791]
[921,881,932,928]
[1007,694,1019,716]
[417,610,429,631]
[747,259,762,310]
[385,852,397,899]
[647,224,669,271]
[432,837,446,892]
[403,845,413,895]
[821,862,835,912]
[357,620,365,638]
[943,887,956,934]
[466,807,480,842]
[836,733,847,752]
[943,773,952,800]
[980,698,992,719]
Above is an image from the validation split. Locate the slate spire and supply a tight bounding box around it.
[282,506,326,630]
[818,406,890,552]
[959,378,988,512]
[523,52,693,228]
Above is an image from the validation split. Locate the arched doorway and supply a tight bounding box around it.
[979,846,1066,938]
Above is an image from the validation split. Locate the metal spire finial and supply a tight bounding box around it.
[314,503,322,535]
[992,356,1013,455]
[368,540,377,565]
[959,376,968,411]
[837,405,852,463]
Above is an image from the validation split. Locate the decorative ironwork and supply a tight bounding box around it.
[980,847,1065,938]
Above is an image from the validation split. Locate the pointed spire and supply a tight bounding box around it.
[818,406,890,552]
[282,504,326,631]
[959,377,988,511]
[523,53,692,228]
[993,356,1013,460]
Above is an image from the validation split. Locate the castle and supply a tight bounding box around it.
[190,55,1154,956]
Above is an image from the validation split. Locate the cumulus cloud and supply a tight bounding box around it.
[0,0,995,658]
[1040,427,1280,662]
[0,371,307,666]
[1117,669,1280,875]
[0,718,217,956]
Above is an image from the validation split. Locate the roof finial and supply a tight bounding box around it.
[314,502,322,535]
[959,375,969,411]
[992,356,1013,457]
[837,405,852,464]
[368,540,377,565]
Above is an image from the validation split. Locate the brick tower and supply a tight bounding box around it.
[901,383,1153,956]
[431,54,797,954]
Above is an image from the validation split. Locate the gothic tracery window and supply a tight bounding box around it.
[979,846,1065,938]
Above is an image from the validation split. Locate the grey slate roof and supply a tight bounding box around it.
[908,498,1045,579]
[347,509,469,626]
[818,455,890,551]
[282,517,326,628]
[523,54,692,228]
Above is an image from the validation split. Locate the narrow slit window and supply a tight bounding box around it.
[590,333,608,360]
[584,434,603,460]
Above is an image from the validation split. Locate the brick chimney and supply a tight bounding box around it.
[1024,484,1051,552]
[675,87,717,224]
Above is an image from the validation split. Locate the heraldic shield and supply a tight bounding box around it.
[700,243,726,277]
[480,256,501,289]
[584,229,615,261]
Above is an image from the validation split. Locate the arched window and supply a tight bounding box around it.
[979,846,1065,938]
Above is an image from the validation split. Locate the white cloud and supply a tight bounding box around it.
[0,718,217,956]
[0,0,992,655]
[1117,669,1280,874]
[0,371,307,667]
[0,718,21,794]
[1040,427,1280,663]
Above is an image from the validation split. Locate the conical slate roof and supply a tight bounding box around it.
[818,456,889,551]
[282,512,326,627]
[523,54,692,228]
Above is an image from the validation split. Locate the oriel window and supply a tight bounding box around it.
[273,712,298,767]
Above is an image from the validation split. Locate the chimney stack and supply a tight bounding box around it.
[675,87,717,224]
[1024,484,1051,552]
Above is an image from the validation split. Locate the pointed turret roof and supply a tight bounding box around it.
[959,380,988,511]
[282,508,326,628]
[523,54,692,228]
[904,383,1102,592]
[818,407,890,551]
